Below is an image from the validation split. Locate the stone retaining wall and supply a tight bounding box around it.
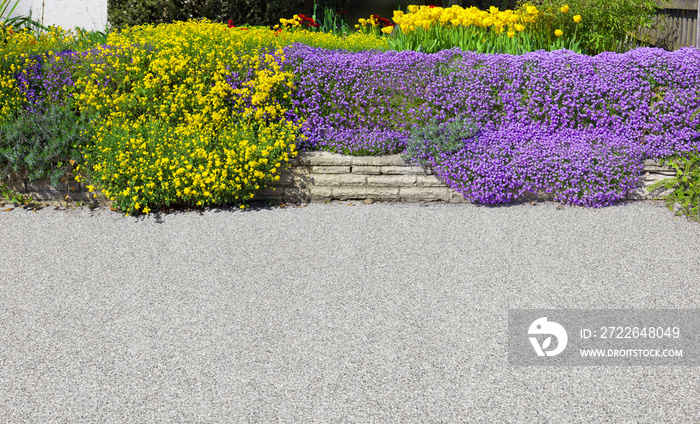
[261,152,677,203]
[1,153,677,206]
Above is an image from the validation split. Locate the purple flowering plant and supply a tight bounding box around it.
[280,45,700,207]
[15,49,80,114]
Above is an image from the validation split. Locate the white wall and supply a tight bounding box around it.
[10,0,108,32]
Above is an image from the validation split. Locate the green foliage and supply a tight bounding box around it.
[108,0,306,29]
[469,0,521,11]
[313,0,352,35]
[0,104,89,186]
[648,152,700,222]
[0,181,33,204]
[403,116,480,167]
[71,27,109,48]
[529,0,664,54]
[314,4,350,35]
[204,0,306,27]
[107,0,188,29]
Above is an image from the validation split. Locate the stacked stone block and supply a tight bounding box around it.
[259,152,468,203]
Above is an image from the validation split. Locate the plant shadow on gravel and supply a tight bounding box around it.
[125,198,306,224]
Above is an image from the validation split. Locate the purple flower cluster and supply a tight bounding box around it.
[15,50,79,114]
[418,48,700,159]
[282,45,451,154]
[429,125,645,206]
[282,45,700,206]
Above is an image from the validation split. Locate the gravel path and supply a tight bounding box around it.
[1,200,699,422]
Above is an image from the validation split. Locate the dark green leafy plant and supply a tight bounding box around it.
[71,27,109,49]
[0,181,32,204]
[108,0,189,28]
[108,0,306,29]
[648,151,700,222]
[312,0,351,35]
[203,0,306,27]
[403,115,480,167]
[0,104,90,186]
[528,0,665,54]
[314,4,350,35]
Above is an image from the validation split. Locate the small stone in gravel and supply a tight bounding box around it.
[363,199,374,204]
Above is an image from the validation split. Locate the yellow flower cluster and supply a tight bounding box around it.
[272,27,387,51]
[275,18,387,51]
[358,16,381,28]
[73,20,295,127]
[279,15,304,28]
[73,20,302,214]
[388,4,539,35]
[80,118,297,215]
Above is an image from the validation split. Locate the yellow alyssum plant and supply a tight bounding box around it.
[79,118,297,215]
[73,20,301,214]
[275,19,387,51]
[274,27,387,51]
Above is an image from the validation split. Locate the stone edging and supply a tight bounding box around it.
[1,153,677,206]
[260,152,677,203]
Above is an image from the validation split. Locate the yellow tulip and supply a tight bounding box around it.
[573,15,581,23]
[507,31,515,38]
[560,4,570,13]
[514,23,525,31]
[554,29,563,36]
[381,26,393,34]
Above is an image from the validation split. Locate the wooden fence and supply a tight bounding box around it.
[638,0,698,50]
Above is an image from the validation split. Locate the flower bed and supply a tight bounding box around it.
[1,19,699,215]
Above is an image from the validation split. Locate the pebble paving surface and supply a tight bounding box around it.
[1,200,699,422]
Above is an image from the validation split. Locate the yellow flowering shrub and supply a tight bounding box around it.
[271,22,387,51]
[73,20,301,214]
[80,118,297,215]
[272,28,387,51]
